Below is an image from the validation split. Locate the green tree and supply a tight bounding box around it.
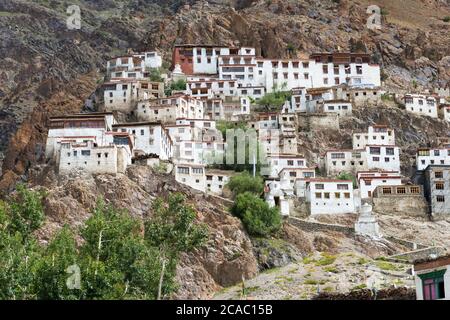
[256,84,292,111]
[165,79,186,96]
[336,172,357,188]
[33,226,79,300]
[149,68,164,82]
[0,200,41,299]
[8,184,45,239]
[79,200,161,299]
[231,192,281,237]
[226,171,264,198]
[145,193,208,300]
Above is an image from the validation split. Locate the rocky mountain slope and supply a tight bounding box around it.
[1,0,450,191]
[28,163,259,299]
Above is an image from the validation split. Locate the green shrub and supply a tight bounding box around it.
[226,171,264,197]
[443,16,450,22]
[165,79,186,96]
[231,192,281,237]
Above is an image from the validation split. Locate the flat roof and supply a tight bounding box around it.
[414,255,450,271]
[112,121,162,127]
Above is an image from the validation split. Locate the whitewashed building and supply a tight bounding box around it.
[438,104,450,122]
[205,169,235,195]
[318,100,352,116]
[357,170,402,199]
[365,145,401,172]
[175,163,206,192]
[45,113,117,160]
[266,154,307,178]
[136,94,204,123]
[353,125,395,149]
[112,122,173,160]
[416,148,450,171]
[58,133,133,175]
[304,179,356,215]
[404,94,438,118]
[325,144,400,176]
[324,149,367,176]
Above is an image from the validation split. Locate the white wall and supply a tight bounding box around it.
[307,180,355,215]
[416,148,450,170]
[405,94,438,118]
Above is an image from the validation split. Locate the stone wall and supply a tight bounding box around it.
[297,113,339,132]
[288,217,355,236]
[373,196,428,217]
[385,246,447,263]
[384,235,428,251]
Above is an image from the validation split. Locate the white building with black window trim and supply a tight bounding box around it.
[352,125,395,149]
[416,148,450,171]
[112,121,173,160]
[58,132,133,175]
[404,94,438,118]
[303,178,356,215]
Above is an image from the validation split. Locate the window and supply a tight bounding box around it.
[344,193,350,199]
[331,153,345,159]
[382,187,392,194]
[436,182,444,190]
[396,187,406,194]
[192,168,203,174]
[333,65,339,75]
[386,148,395,155]
[437,195,445,202]
[420,271,446,300]
[97,153,101,158]
[324,193,330,199]
[435,171,443,178]
[81,150,90,156]
[316,184,324,190]
[335,192,341,199]
[410,186,420,194]
[287,160,294,166]
[337,184,349,190]
[315,193,322,199]
[140,129,145,135]
[177,167,189,174]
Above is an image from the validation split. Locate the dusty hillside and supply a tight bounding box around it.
[27,164,260,299]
